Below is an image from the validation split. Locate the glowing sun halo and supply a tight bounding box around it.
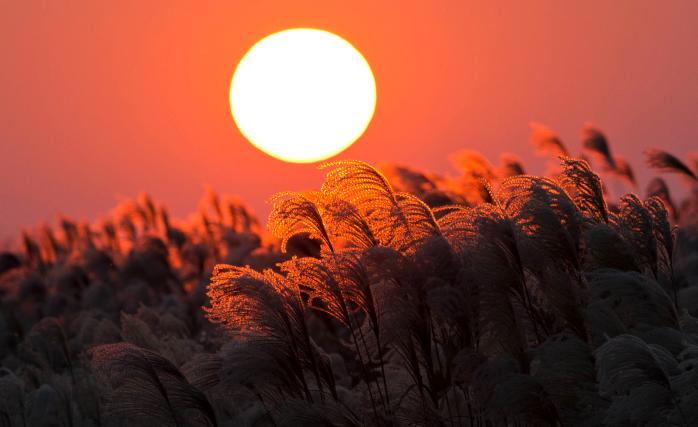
[230,28,377,163]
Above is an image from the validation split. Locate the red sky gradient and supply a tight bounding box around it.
[1,1,697,239]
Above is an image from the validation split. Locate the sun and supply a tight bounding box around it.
[229,28,376,163]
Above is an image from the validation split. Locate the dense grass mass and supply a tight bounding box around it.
[2,124,698,426]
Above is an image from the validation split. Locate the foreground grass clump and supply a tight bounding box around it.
[2,123,698,426]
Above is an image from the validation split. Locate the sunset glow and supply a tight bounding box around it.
[229,28,376,163]
[4,3,698,425]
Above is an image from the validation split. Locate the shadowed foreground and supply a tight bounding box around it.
[2,124,698,426]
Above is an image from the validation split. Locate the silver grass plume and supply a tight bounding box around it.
[614,194,659,277]
[268,191,334,253]
[644,148,698,181]
[581,123,616,169]
[529,122,569,157]
[647,177,678,223]
[320,160,440,253]
[495,175,584,273]
[89,342,216,426]
[498,153,527,178]
[595,334,696,426]
[559,156,609,224]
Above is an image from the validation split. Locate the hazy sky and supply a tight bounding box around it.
[2,1,697,239]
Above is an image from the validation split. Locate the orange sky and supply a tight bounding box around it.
[1,1,697,239]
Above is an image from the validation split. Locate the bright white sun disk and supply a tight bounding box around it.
[230,28,376,163]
